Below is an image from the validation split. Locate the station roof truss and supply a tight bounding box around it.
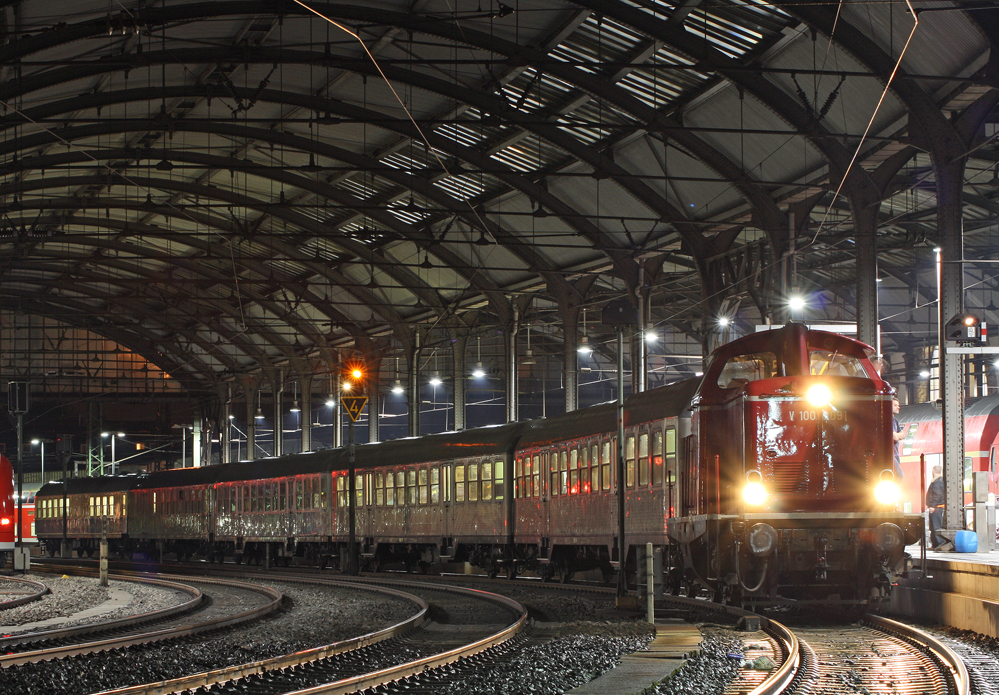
[1,0,998,397]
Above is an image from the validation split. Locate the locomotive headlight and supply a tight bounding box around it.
[742,470,767,506]
[874,469,901,506]
[0,517,9,526]
[806,383,832,407]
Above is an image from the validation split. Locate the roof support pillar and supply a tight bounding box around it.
[854,204,880,350]
[271,372,284,457]
[245,383,258,460]
[409,336,421,437]
[506,306,520,423]
[367,355,381,443]
[299,374,313,453]
[220,383,232,465]
[563,309,580,413]
[452,332,468,431]
[935,158,967,534]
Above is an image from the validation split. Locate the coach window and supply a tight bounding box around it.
[468,463,479,501]
[355,475,364,507]
[520,457,530,498]
[665,428,677,485]
[639,433,650,487]
[625,435,636,488]
[431,467,440,504]
[335,477,345,508]
[481,462,493,501]
[652,431,664,485]
[590,443,600,494]
[375,473,385,506]
[419,469,429,504]
[455,464,466,502]
[569,449,578,494]
[280,482,287,511]
[397,471,406,506]
[533,453,548,497]
[550,452,560,497]
[514,457,522,499]
[385,473,395,506]
[404,470,415,505]
[602,441,612,491]
[264,484,273,512]
[560,450,568,495]
[494,461,505,500]
[578,447,589,493]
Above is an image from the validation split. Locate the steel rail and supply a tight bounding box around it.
[93,579,429,695]
[658,595,800,695]
[0,576,49,610]
[0,575,203,648]
[0,574,281,668]
[865,614,970,695]
[285,578,529,695]
[93,576,526,695]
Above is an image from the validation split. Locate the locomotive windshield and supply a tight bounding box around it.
[809,349,868,378]
[717,351,780,389]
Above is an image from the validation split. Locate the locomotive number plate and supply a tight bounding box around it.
[787,409,845,421]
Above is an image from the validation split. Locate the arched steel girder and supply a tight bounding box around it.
[3,292,216,390]
[0,43,747,286]
[574,1,916,190]
[4,210,384,377]
[5,248,282,375]
[0,167,449,325]
[0,122,495,322]
[0,104,594,330]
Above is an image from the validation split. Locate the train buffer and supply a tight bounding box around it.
[566,623,700,694]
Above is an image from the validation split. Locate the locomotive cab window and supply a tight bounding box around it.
[717,351,780,388]
[809,349,867,378]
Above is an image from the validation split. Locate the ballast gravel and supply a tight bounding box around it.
[0,574,186,631]
[0,578,417,695]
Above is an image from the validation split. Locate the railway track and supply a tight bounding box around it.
[0,575,49,610]
[80,576,527,695]
[1,569,281,668]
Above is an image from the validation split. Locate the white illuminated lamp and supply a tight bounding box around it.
[471,338,485,378]
[788,295,806,312]
[254,408,264,419]
[290,399,300,413]
[522,326,536,365]
[920,370,930,378]
[391,380,405,394]
[578,334,592,355]
[228,414,235,419]
[645,326,658,343]
[471,364,485,379]
[718,316,731,327]
[325,393,336,406]
[429,372,442,387]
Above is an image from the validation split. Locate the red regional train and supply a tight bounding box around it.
[35,325,922,602]
[896,395,999,513]
[0,455,15,567]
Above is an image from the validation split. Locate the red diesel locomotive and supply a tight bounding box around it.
[34,324,920,602]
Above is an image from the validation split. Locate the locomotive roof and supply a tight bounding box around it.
[518,378,698,449]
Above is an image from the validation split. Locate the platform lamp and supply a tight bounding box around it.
[30,438,53,482]
[101,431,125,475]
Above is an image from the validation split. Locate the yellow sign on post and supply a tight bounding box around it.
[341,396,368,422]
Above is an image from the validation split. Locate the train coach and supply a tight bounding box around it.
[896,395,999,513]
[35,324,922,603]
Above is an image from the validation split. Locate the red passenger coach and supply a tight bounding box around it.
[0,455,14,565]
[896,395,999,512]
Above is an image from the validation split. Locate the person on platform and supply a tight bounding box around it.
[926,465,945,549]
[892,397,905,479]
